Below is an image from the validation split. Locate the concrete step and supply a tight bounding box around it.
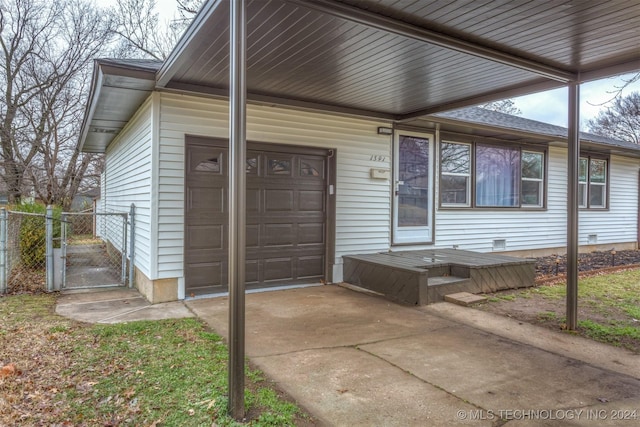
[444,291,487,306]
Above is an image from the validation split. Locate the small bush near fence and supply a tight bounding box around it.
[3,202,62,294]
[12,203,62,267]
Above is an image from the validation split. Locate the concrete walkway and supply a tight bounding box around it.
[56,285,640,426]
[55,287,193,323]
[186,285,640,427]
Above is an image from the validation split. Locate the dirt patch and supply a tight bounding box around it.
[478,250,640,353]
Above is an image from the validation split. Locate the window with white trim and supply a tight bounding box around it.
[439,141,545,209]
[521,151,544,207]
[440,142,471,206]
[579,156,607,209]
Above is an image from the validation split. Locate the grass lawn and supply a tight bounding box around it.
[0,293,313,426]
[481,268,640,353]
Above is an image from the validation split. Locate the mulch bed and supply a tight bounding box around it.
[535,249,640,277]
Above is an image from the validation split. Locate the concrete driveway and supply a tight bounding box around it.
[186,284,640,426]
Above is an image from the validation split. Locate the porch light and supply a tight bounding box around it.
[377,126,393,135]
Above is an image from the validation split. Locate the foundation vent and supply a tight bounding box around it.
[492,239,506,251]
[588,234,598,244]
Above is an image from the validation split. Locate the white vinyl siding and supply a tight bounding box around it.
[432,146,565,252]
[434,147,638,252]
[103,98,153,278]
[157,92,391,282]
[581,154,637,245]
[104,90,640,288]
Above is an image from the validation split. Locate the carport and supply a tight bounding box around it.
[85,0,640,417]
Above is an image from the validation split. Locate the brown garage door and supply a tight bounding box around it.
[185,136,328,296]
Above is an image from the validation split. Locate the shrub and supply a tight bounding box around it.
[12,202,62,268]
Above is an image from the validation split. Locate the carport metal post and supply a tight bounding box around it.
[566,82,580,330]
[228,0,247,419]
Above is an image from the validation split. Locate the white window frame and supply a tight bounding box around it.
[439,141,546,209]
[588,158,607,209]
[521,150,544,208]
[578,158,588,208]
[579,156,608,209]
[440,141,471,207]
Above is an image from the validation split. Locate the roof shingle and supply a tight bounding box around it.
[433,107,639,151]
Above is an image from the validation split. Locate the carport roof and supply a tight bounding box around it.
[79,0,640,152]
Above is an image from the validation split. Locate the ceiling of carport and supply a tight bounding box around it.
[157,0,640,118]
[80,0,640,152]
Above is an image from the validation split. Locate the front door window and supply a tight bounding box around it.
[393,132,434,244]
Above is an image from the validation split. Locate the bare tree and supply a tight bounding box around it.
[110,0,193,60]
[23,68,104,208]
[1,0,204,208]
[177,0,204,16]
[606,73,640,100]
[0,0,112,207]
[587,91,640,144]
[479,99,522,115]
[171,0,205,38]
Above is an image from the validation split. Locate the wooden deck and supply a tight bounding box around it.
[342,249,535,305]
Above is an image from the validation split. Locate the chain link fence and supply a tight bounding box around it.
[1,210,49,293]
[62,211,128,289]
[0,205,135,294]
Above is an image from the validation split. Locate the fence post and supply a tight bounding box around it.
[121,214,127,284]
[0,208,7,294]
[61,212,67,289]
[129,204,135,288]
[46,205,54,292]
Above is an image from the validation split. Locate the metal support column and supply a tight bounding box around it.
[0,208,7,294]
[566,82,580,330]
[45,205,54,292]
[228,0,247,419]
[129,204,136,288]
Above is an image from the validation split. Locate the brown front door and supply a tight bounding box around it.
[185,137,328,296]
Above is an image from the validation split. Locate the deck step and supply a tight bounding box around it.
[427,275,472,303]
[426,265,452,278]
[428,275,469,286]
[343,249,535,306]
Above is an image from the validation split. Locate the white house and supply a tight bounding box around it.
[78,1,640,303]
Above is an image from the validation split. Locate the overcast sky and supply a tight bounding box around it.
[149,0,640,132]
[512,74,640,130]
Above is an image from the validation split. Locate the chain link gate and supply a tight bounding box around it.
[61,211,129,289]
[0,205,135,294]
